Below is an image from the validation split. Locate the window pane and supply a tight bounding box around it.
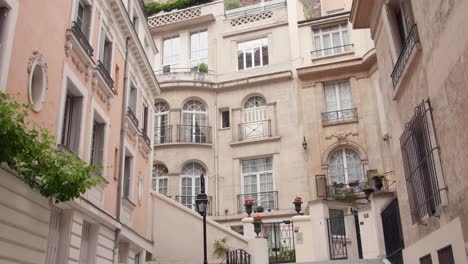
[245,50,252,68]
[254,47,261,67]
[342,30,350,51]
[324,83,338,112]
[332,32,342,54]
[338,81,352,109]
[314,36,322,57]
[262,45,268,65]
[323,34,331,56]
[238,51,244,70]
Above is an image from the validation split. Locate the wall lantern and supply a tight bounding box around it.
[302,136,308,150]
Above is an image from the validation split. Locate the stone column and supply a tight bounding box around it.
[248,238,268,264]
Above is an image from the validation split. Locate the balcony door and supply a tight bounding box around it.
[154,102,169,144]
[242,96,267,139]
[242,157,275,210]
[323,81,353,121]
[328,148,364,185]
[180,162,206,209]
[182,100,207,143]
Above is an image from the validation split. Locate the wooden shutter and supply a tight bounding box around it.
[99,28,106,61]
[70,96,83,153]
[61,96,72,145]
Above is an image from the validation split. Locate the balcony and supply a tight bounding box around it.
[96,60,115,93]
[175,195,213,215]
[237,191,278,214]
[391,24,420,89]
[224,0,286,17]
[321,108,357,126]
[70,21,94,59]
[141,131,151,148]
[154,125,172,144]
[155,67,217,85]
[311,44,354,60]
[177,125,212,144]
[238,120,272,141]
[147,4,215,32]
[127,107,139,129]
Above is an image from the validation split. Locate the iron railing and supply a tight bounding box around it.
[226,249,251,264]
[96,60,115,91]
[155,66,215,74]
[225,0,286,17]
[327,216,348,260]
[321,108,357,124]
[391,24,419,88]
[400,100,441,224]
[316,175,367,200]
[154,125,172,144]
[177,125,212,144]
[70,21,94,58]
[141,132,151,148]
[127,107,139,128]
[311,44,354,58]
[238,120,272,140]
[175,195,213,215]
[261,221,296,263]
[237,191,278,214]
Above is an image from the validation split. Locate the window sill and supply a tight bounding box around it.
[230,136,281,147]
[312,50,355,62]
[154,142,213,148]
[322,118,358,127]
[392,42,421,100]
[218,127,231,131]
[123,197,136,210]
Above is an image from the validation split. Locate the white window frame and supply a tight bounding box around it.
[327,148,364,185]
[181,100,208,143]
[179,162,207,209]
[141,100,149,134]
[123,149,135,200]
[190,30,208,69]
[162,36,180,72]
[154,102,170,144]
[0,0,19,92]
[87,99,110,177]
[323,80,353,112]
[97,22,114,72]
[152,163,169,195]
[237,37,269,70]
[240,157,275,209]
[312,22,351,58]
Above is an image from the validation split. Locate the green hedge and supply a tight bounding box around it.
[146,0,213,16]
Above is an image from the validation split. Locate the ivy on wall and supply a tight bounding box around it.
[145,0,213,16]
[0,93,99,203]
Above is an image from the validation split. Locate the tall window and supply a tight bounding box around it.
[190,30,208,70]
[61,84,83,153]
[152,164,168,195]
[142,102,149,135]
[328,148,363,184]
[99,28,113,71]
[0,7,9,74]
[180,162,206,209]
[90,119,105,173]
[76,0,92,38]
[181,100,208,143]
[162,36,179,72]
[237,38,268,70]
[79,221,91,264]
[323,80,354,121]
[123,155,133,199]
[154,102,170,144]
[45,206,63,264]
[329,209,345,236]
[386,0,415,54]
[241,96,268,139]
[129,85,137,114]
[242,157,275,210]
[313,22,350,57]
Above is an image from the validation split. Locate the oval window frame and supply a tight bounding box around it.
[27,52,48,112]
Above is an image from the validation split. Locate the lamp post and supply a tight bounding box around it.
[195,173,208,264]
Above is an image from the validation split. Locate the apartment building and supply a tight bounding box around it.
[352,0,468,263]
[0,0,159,263]
[147,1,392,261]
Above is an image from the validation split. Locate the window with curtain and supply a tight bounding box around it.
[323,80,355,122]
[190,30,208,70]
[154,102,170,144]
[313,22,350,57]
[152,164,168,196]
[328,148,364,185]
[242,157,274,210]
[162,36,179,72]
[180,162,206,209]
[90,119,105,174]
[61,85,83,153]
[237,38,269,70]
[181,100,208,143]
[241,96,268,139]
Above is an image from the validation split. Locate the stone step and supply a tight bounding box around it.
[292,259,386,264]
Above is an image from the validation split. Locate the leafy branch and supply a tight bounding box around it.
[0,92,99,203]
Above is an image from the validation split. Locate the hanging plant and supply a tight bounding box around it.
[213,238,230,258]
[0,92,100,203]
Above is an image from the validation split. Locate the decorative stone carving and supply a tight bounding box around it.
[64,31,73,57]
[325,131,356,142]
[230,11,273,26]
[27,51,48,74]
[138,138,151,162]
[148,7,201,28]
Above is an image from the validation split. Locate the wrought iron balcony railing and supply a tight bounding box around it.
[321,108,357,124]
[391,24,419,88]
[238,120,272,141]
[225,0,286,16]
[175,195,213,215]
[311,44,354,58]
[70,21,94,58]
[177,125,212,144]
[127,107,139,129]
[96,60,115,92]
[141,132,151,148]
[154,125,172,144]
[237,191,278,214]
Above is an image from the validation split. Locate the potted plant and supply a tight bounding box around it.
[256,205,264,213]
[253,215,262,237]
[348,179,360,187]
[331,187,357,202]
[244,199,254,217]
[293,196,303,214]
[213,238,229,258]
[372,175,384,191]
[362,182,374,199]
[198,63,208,73]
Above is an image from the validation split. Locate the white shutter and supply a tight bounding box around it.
[45,206,62,264]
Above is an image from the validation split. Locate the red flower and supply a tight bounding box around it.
[253,215,262,222]
[294,196,302,202]
[244,199,254,204]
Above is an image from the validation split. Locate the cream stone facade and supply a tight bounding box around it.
[0,0,159,263]
[352,0,468,263]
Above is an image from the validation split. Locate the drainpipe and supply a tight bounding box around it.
[114,36,131,264]
[214,91,219,216]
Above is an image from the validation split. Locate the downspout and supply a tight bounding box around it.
[114,36,131,264]
[214,91,219,216]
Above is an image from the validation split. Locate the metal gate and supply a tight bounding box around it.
[262,221,296,263]
[381,198,405,264]
[327,215,348,260]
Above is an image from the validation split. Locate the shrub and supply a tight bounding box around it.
[146,0,214,16]
[198,63,208,73]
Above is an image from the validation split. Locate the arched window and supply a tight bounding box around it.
[241,95,268,139]
[181,100,208,143]
[180,162,206,209]
[328,148,363,184]
[152,164,168,195]
[154,102,170,144]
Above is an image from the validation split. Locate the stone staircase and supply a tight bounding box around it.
[294,259,386,264]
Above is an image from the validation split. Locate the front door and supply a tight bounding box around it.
[381,198,404,264]
[262,221,296,263]
[327,209,348,260]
